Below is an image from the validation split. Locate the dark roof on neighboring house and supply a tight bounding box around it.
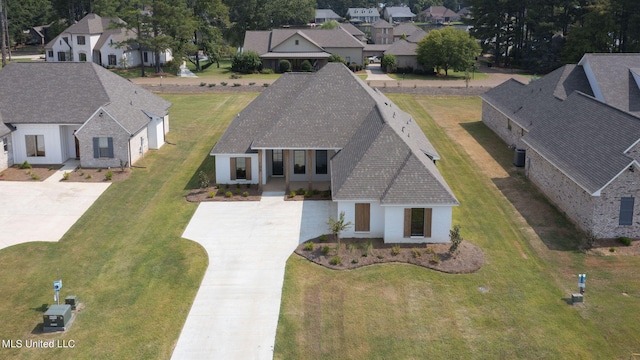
[522,92,640,195]
[364,44,390,52]
[243,28,364,56]
[393,23,426,42]
[579,53,640,116]
[372,19,393,28]
[385,7,416,18]
[385,39,417,56]
[315,9,341,20]
[211,63,457,205]
[338,22,365,37]
[421,6,458,20]
[0,62,170,135]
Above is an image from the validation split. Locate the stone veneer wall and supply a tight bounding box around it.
[481,101,527,149]
[525,147,595,234]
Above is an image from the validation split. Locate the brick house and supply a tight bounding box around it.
[0,62,170,171]
[210,63,458,243]
[481,53,640,238]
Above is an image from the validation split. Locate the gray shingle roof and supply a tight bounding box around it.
[243,28,364,56]
[522,92,640,195]
[45,13,131,50]
[315,9,341,20]
[211,63,457,205]
[385,7,416,18]
[393,23,422,38]
[420,6,458,19]
[385,39,417,56]
[372,19,393,28]
[0,62,170,135]
[338,22,365,37]
[579,53,640,116]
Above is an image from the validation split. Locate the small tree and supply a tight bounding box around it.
[198,170,210,189]
[320,20,339,29]
[327,211,353,253]
[328,53,346,64]
[381,54,396,73]
[231,50,262,73]
[448,224,463,256]
[279,59,291,73]
[301,59,312,72]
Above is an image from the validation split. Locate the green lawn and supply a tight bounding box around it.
[387,69,488,81]
[0,92,257,359]
[274,95,640,359]
[111,59,282,81]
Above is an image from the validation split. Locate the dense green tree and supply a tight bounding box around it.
[381,53,396,72]
[186,0,228,70]
[417,26,480,76]
[320,20,339,29]
[5,0,54,45]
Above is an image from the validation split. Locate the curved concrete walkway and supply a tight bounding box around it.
[174,193,334,360]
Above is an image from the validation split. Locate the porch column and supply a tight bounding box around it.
[285,149,290,193]
[258,149,263,191]
[307,149,313,191]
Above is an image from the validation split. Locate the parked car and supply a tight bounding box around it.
[368,56,380,64]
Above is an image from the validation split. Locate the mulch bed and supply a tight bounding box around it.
[62,167,130,182]
[0,164,62,181]
[587,238,640,256]
[186,184,262,202]
[295,236,484,273]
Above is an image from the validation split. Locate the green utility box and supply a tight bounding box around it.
[65,295,78,310]
[43,304,73,332]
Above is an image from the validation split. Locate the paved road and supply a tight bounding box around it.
[174,194,334,360]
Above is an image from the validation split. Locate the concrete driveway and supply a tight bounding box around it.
[173,193,334,360]
[0,166,110,250]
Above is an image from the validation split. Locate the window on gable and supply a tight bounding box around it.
[25,135,45,157]
[77,36,86,45]
[294,150,306,174]
[620,197,635,226]
[57,52,66,61]
[295,39,299,45]
[108,54,117,66]
[93,137,114,158]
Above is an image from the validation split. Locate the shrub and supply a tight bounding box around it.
[449,224,463,255]
[296,188,305,195]
[377,254,384,259]
[220,82,228,86]
[208,83,216,87]
[233,83,241,87]
[263,83,269,87]
[328,53,346,64]
[163,59,181,75]
[207,191,216,198]
[105,170,113,181]
[301,60,312,72]
[242,191,249,197]
[19,160,31,169]
[200,82,206,86]
[429,254,441,264]
[289,191,296,198]
[381,54,397,72]
[321,245,331,255]
[411,248,422,258]
[279,59,291,73]
[98,168,102,172]
[609,247,616,252]
[391,245,401,256]
[230,73,241,79]
[62,172,70,180]
[304,191,312,198]
[395,66,414,74]
[85,174,92,179]
[198,170,210,189]
[361,241,373,257]
[319,234,327,242]
[225,191,233,198]
[329,256,341,265]
[231,50,261,74]
[352,258,359,264]
[260,69,274,74]
[31,173,40,180]
[234,187,241,194]
[617,236,632,246]
[312,189,320,195]
[303,242,314,251]
[425,246,435,255]
[322,191,330,198]
[249,82,256,86]
[347,243,358,254]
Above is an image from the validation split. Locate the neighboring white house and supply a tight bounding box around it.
[383,6,416,23]
[346,8,380,23]
[0,62,170,170]
[44,13,172,68]
[210,64,459,243]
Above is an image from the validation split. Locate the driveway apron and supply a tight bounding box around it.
[173,193,332,360]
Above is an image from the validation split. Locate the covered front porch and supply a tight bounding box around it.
[257,148,336,193]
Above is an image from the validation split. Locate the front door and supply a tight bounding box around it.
[272,150,284,176]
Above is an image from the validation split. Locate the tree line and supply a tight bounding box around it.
[466,0,640,72]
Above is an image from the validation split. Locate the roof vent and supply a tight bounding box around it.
[393,112,396,118]
[401,126,404,132]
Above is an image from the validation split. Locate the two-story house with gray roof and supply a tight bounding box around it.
[481,53,640,238]
[383,6,416,23]
[242,28,365,71]
[45,13,172,68]
[346,8,380,23]
[0,62,170,171]
[210,63,458,243]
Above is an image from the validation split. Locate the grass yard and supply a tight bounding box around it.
[387,69,488,81]
[112,59,282,81]
[274,95,640,359]
[0,92,257,359]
